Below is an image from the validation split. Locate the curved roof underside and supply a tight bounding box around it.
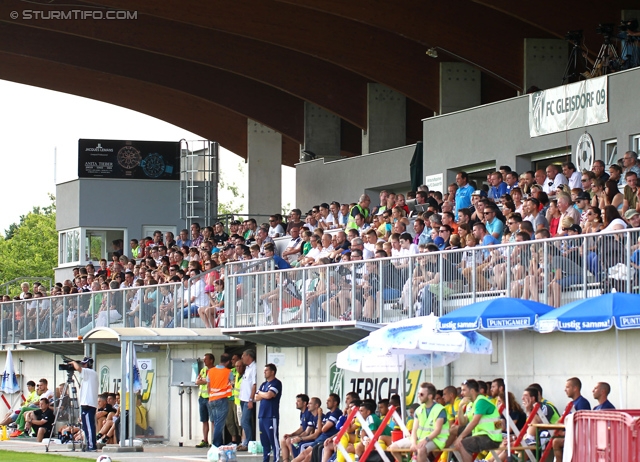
[0,0,630,165]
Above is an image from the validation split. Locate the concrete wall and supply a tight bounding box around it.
[423,67,640,186]
[56,180,80,231]
[56,178,183,236]
[295,144,416,212]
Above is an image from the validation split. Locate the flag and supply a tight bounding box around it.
[1,350,20,394]
[126,343,142,393]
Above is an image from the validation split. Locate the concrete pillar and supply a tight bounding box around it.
[439,62,481,114]
[523,38,567,91]
[303,102,341,159]
[248,120,282,216]
[362,83,406,154]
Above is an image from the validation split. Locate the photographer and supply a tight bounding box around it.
[72,356,99,451]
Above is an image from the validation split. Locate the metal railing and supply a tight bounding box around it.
[0,262,226,345]
[1,228,639,345]
[223,227,640,328]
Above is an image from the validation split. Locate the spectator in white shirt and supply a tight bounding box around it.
[267,215,285,238]
[317,233,335,259]
[562,161,582,189]
[281,227,303,263]
[543,164,568,195]
[352,237,374,259]
[318,203,337,230]
[398,232,419,255]
[298,234,322,266]
[178,269,208,322]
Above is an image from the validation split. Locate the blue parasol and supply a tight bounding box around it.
[535,292,640,407]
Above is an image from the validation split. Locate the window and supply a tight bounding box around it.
[58,228,126,266]
[85,230,106,262]
[603,139,618,167]
[59,229,80,265]
[632,134,640,154]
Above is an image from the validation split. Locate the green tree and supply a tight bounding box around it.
[217,163,245,216]
[0,195,57,291]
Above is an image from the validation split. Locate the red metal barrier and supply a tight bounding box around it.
[360,405,397,462]
[540,401,574,462]
[334,406,359,444]
[573,410,640,462]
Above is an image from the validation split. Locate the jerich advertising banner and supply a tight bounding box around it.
[529,76,608,137]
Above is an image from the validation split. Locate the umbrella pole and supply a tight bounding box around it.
[503,330,511,457]
[616,329,624,408]
[401,360,407,422]
[430,352,433,383]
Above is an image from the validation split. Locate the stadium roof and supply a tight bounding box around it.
[0,1,630,165]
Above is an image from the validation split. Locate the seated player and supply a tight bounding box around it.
[23,398,54,442]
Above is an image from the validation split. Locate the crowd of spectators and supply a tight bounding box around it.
[2,153,640,334]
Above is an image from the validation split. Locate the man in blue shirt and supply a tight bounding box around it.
[281,394,316,460]
[592,382,616,410]
[255,363,283,462]
[483,206,504,240]
[565,377,591,412]
[293,394,343,462]
[264,243,291,270]
[455,172,475,219]
[488,171,508,202]
[553,377,591,461]
[472,222,500,257]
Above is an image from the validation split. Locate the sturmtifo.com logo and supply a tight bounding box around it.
[10,8,137,21]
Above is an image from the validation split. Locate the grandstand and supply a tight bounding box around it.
[2,2,640,455]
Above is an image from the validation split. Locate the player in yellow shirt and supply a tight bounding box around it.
[443,386,460,425]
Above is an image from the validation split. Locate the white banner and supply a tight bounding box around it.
[529,76,608,137]
[425,173,443,194]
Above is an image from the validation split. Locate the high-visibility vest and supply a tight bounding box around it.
[346,204,369,230]
[207,367,232,401]
[198,367,209,398]
[24,391,39,406]
[464,400,475,423]
[471,395,503,443]
[233,371,243,405]
[415,403,450,450]
[132,246,142,259]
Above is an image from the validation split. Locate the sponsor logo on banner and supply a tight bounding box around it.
[619,316,640,328]
[328,359,345,399]
[486,317,530,329]
[529,76,608,137]
[138,359,155,403]
[100,366,110,393]
[557,319,611,331]
[328,354,422,406]
[85,143,114,153]
[438,320,478,331]
[78,139,180,180]
[575,133,595,172]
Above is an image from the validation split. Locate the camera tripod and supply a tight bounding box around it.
[562,37,583,83]
[590,36,620,77]
[45,371,83,452]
